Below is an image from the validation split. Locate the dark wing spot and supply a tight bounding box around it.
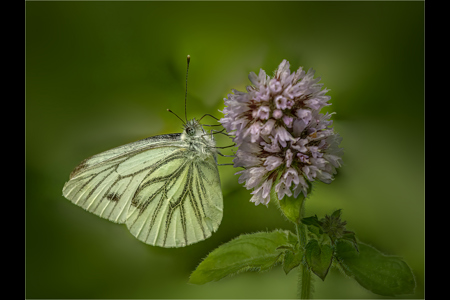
[106,193,120,202]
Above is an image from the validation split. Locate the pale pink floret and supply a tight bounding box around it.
[250,178,273,206]
[261,119,276,135]
[264,156,283,171]
[273,109,283,119]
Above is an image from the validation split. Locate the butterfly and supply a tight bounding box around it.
[62,56,224,248]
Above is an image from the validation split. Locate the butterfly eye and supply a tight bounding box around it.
[186,126,195,136]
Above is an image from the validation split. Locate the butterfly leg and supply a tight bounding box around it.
[214,143,236,149]
[198,113,220,122]
[217,152,235,158]
[201,124,222,127]
[202,128,230,137]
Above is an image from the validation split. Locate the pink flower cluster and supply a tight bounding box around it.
[220,60,343,206]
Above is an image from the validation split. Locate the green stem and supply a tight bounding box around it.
[300,261,312,299]
[296,197,312,299]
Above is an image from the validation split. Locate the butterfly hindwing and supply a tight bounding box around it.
[126,152,223,247]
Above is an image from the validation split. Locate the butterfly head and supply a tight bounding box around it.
[183,118,206,138]
[181,118,216,153]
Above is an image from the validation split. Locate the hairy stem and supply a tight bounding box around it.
[296,197,312,299]
[300,261,312,299]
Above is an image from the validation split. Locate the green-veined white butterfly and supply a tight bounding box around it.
[62,56,224,248]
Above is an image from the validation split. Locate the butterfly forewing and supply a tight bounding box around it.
[62,134,184,224]
[62,131,223,247]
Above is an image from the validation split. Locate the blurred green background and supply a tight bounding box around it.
[25,1,424,299]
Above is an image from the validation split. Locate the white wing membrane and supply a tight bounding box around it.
[126,156,223,247]
[63,134,184,224]
[62,133,223,247]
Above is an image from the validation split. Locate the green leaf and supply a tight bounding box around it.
[341,231,358,251]
[305,239,333,281]
[189,230,297,285]
[276,245,295,251]
[331,209,342,219]
[307,224,322,238]
[301,215,323,229]
[282,250,302,275]
[335,240,416,296]
[278,194,304,223]
[274,180,311,224]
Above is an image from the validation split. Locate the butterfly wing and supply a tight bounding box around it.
[62,133,223,247]
[62,134,185,224]
[126,148,223,247]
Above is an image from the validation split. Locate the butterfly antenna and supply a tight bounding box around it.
[184,55,190,122]
[167,109,186,125]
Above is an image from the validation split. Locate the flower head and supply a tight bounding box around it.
[220,60,343,206]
